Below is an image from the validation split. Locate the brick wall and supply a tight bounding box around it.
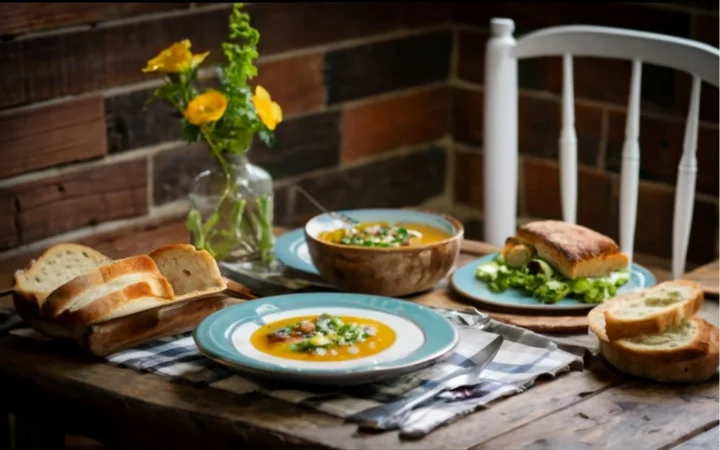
[0,2,717,289]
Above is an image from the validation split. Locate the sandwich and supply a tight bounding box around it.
[476,220,630,304]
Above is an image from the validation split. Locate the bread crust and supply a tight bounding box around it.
[40,255,167,320]
[60,276,175,326]
[604,280,704,340]
[589,285,716,363]
[13,243,112,305]
[598,320,718,383]
[149,243,226,300]
[515,221,628,279]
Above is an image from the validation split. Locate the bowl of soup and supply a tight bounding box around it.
[304,209,464,296]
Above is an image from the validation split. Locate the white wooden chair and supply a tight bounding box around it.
[483,18,719,279]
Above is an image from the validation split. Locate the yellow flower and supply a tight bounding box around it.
[142,39,210,73]
[252,86,283,130]
[184,90,228,126]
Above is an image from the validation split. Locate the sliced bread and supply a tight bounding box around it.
[149,244,227,300]
[603,280,703,340]
[588,298,719,383]
[597,319,719,383]
[14,244,113,307]
[62,275,175,326]
[40,255,170,320]
[590,299,711,361]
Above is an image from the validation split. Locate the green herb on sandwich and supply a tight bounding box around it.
[476,254,630,304]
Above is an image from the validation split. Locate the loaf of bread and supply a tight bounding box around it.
[149,244,227,301]
[505,221,628,279]
[588,281,719,383]
[25,243,229,327]
[14,243,113,307]
[603,280,703,340]
[40,255,169,321]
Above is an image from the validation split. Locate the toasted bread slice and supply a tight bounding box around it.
[596,318,719,383]
[13,244,113,308]
[514,220,628,279]
[589,299,719,382]
[40,255,170,320]
[149,244,227,301]
[602,280,703,340]
[590,298,713,361]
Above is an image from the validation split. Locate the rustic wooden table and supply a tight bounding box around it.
[0,239,717,450]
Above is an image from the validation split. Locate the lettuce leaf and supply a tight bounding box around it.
[475,255,630,304]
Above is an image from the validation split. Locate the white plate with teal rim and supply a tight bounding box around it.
[274,228,319,275]
[194,292,459,385]
[450,254,657,312]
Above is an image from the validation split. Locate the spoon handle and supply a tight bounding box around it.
[288,185,358,225]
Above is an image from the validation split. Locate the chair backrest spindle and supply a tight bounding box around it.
[618,59,643,265]
[483,19,519,247]
[672,76,702,278]
[560,54,578,224]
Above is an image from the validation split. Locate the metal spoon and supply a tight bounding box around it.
[288,185,359,225]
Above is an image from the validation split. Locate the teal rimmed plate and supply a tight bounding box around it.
[194,292,459,385]
[274,228,319,275]
[450,254,657,312]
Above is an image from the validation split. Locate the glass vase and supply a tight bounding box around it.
[187,150,274,264]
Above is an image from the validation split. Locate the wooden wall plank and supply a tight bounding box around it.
[0,3,190,36]
[0,96,107,179]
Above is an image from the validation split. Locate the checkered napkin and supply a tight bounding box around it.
[5,307,583,438]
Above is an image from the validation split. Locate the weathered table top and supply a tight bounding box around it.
[0,239,717,450]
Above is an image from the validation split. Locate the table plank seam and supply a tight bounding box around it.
[660,421,720,450]
[468,382,624,450]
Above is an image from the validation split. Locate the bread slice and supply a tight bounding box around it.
[149,244,227,301]
[514,220,628,279]
[40,255,170,320]
[589,299,713,361]
[603,280,703,340]
[62,275,175,326]
[596,319,719,383]
[13,243,113,307]
[589,298,719,382]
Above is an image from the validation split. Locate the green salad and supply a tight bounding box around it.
[475,255,630,304]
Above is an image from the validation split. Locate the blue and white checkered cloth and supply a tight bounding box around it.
[8,308,583,438]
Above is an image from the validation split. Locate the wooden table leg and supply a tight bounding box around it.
[13,391,64,450]
[0,409,10,450]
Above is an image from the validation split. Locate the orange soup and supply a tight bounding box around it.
[250,314,396,362]
[318,222,451,248]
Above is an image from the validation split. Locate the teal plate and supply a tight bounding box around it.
[194,292,459,386]
[450,254,657,312]
[274,228,319,275]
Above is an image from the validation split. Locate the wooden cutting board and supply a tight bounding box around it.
[14,279,256,357]
[683,260,719,297]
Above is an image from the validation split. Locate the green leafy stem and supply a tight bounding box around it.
[185,129,273,262]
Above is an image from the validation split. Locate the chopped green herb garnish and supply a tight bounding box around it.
[268,314,376,354]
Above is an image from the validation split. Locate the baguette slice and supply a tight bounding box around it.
[603,280,703,340]
[62,275,175,326]
[40,255,170,320]
[514,220,628,279]
[13,244,113,307]
[149,244,227,301]
[589,299,719,383]
[596,319,719,383]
